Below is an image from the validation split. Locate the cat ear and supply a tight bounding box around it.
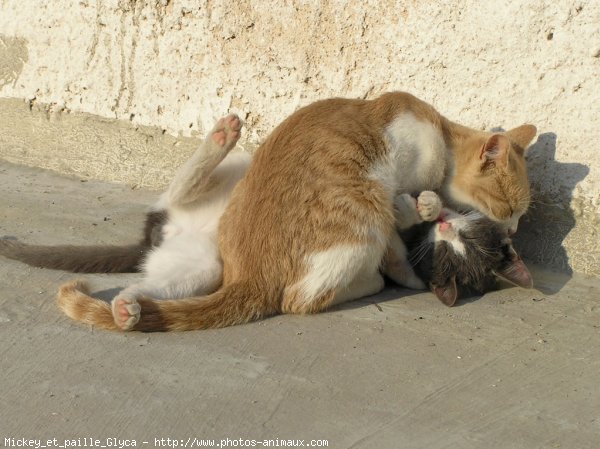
[431,276,458,307]
[479,134,510,169]
[496,258,533,289]
[505,124,537,153]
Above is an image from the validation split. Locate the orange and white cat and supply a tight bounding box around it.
[2,112,434,328]
[58,92,536,331]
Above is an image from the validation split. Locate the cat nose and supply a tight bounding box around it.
[439,221,451,232]
[507,216,520,236]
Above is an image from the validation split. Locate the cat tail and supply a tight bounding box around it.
[0,239,146,273]
[56,280,277,332]
[132,282,277,332]
[57,280,119,330]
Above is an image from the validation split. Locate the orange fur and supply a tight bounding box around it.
[448,125,534,223]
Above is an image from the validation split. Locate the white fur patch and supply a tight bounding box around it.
[134,151,251,301]
[432,225,467,256]
[292,243,384,307]
[139,232,223,299]
[450,239,466,256]
[431,210,481,257]
[506,214,521,234]
[370,113,448,196]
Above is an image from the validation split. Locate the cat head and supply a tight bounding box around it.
[446,125,537,235]
[408,208,533,306]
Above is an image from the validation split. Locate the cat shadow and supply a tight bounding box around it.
[332,280,549,313]
[495,131,589,295]
[330,280,486,312]
[330,286,419,312]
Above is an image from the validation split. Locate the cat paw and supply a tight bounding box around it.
[403,274,427,290]
[384,262,426,290]
[394,193,422,229]
[416,191,442,222]
[111,295,141,331]
[210,113,242,150]
[395,193,417,215]
[383,244,427,290]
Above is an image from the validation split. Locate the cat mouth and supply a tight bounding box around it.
[437,209,450,221]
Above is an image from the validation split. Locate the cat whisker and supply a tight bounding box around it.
[408,241,431,266]
[410,251,429,267]
[476,248,495,258]
[463,210,483,219]
[408,248,426,265]
[501,263,519,274]
[527,193,554,207]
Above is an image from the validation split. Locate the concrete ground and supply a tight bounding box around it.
[1,160,599,449]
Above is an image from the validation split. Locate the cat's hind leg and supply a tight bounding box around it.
[329,270,385,306]
[112,275,223,330]
[112,293,142,330]
[112,234,223,330]
[281,242,387,314]
[112,272,224,330]
[210,114,242,149]
[165,114,242,207]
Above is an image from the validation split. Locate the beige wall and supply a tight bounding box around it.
[1,0,599,275]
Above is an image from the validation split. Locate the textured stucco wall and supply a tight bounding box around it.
[0,0,599,275]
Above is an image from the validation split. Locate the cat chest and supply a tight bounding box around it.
[375,113,448,194]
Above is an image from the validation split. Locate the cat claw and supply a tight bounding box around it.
[416,191,442,222]
[111,296,141,331]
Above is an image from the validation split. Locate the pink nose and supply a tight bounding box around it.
[439,222,451,232]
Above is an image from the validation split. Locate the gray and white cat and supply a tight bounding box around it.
[397,199,532,306]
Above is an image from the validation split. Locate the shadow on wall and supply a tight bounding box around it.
[513,132,589,294]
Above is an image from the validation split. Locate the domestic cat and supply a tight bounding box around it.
[1,114,250,327]
[0,115,246,278]
[398,199,532,306]
[57,91,537,331]
[2,112,434,329]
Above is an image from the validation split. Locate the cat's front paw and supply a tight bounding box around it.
[416,191,442,222]
[111,295,141,331]
[394,193,421,229]
[383,247,427,290]
[395,193,417,215]
[210,113,242,151]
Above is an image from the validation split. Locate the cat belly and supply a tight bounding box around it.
[142,232,222,298]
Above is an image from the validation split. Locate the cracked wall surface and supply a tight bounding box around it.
[0,0,599,275]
